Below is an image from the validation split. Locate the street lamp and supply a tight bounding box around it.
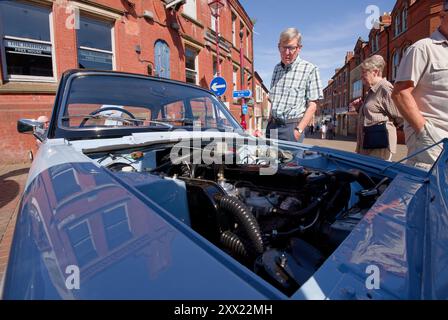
[208,0,225,77]
[239,29,247,129]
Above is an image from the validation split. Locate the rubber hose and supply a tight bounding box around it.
[218,195,264,256]
[220,231,249,258]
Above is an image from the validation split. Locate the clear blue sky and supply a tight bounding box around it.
[239,0,396,88]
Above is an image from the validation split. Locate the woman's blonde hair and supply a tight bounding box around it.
[361,55,386,74]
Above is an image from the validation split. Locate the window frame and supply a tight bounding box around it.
[183,0,197,20]
[211,12,217,32]
[231,12,237,47]
[185,46,198,85]
[0,0,57,82]
[402,6,408,32]
[50,165,81,204]
[102,203,132,250]
[392,49,401,81]
[66,218,98,267]
[255,85,262,103]
[394,11,402,37]
[232,65,238,90]
[76,13,116,71]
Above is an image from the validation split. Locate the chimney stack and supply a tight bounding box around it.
[345,51,354,64]
[380,12,392,27]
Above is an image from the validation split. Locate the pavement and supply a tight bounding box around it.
[0,136,409,284]
[303,132,408,162]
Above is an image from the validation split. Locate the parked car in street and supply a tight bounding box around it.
[1,70,447,300]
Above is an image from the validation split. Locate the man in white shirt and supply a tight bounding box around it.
[392,1,448,169]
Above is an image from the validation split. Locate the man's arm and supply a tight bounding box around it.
[295,66,322,139]
[294,101,317,140]
[391,43,428,133]
[392,81,425,133]
[298,101,317,130]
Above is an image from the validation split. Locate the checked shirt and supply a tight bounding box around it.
[270,57,323,121]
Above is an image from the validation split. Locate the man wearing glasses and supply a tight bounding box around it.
[267,28,323,142]
[392,0,448,169]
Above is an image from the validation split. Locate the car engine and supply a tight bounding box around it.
[92,142,389,296]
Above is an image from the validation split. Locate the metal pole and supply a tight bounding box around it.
[239,30,246,129]
[386,26,390,80]
[215,8,221,77]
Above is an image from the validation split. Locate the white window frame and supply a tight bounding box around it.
[213,57,217,77]
[233,66,238,90]
[76,13,116,71]
[0,2,57,82]
[256,85,262,103]
[231,12,237,46]
[211,13,217,32]
[185,46,198,85]
[183,0,197,20]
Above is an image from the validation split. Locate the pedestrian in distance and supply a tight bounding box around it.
[321,122,327,140]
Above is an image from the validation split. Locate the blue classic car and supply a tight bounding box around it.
[1,70,447,300]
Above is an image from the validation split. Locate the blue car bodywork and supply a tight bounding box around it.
[2,70,447,300]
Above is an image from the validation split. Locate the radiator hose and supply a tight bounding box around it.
[220,231,248,258]
[218,195,264,257]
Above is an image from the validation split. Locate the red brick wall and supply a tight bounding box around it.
[0,0,254,163]
[0,94,54,162]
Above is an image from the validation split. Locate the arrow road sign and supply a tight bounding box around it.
[233,90,252,99]
[210,77,227,96]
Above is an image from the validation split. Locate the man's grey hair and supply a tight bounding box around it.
[278,28,302,46]
[361,55,386,74]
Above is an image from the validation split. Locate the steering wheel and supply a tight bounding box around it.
[79,106,139,127]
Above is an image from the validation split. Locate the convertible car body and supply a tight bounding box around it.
[1,70,447,300]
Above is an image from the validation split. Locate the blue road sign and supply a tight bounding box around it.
[242,104,248,115]
[233,90,252,99]
[210,77,227,96]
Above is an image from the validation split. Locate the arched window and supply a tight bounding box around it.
[392,49,401,80]
[402,6,408,32]
[394,12,401,37]
[154,40,170,79]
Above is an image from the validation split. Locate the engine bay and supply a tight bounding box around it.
[87,140,390,296]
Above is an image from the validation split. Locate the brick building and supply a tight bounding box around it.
[322,0,445,139]
[253,71,270,133]
[0,0,257,163]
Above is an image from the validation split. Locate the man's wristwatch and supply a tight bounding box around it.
[294,127,303,134]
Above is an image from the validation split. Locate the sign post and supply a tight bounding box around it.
[210,76,227,97]
[233,90,252,99]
